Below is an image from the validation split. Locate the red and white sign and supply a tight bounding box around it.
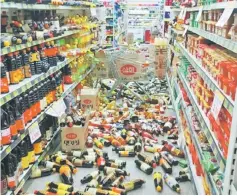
[66,133,77,140]
[83,99,92,105]
[120,64,137,76]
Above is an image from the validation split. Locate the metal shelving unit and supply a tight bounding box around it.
[171,1,237,12]
[176,42,234,114]
[0,64,95,161]
[6,127,61,195]
[1,31,90,55]
[178,69,226,172]
[186,26,237,54]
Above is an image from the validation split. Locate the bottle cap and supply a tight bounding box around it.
[152,163,157,168]
[156,186,162,192]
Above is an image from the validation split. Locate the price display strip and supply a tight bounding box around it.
[0,56,78,107]
[7,128,60,195]
[1,30,89,55]
[180,101,219,195]
[177,43,234,115]
[187,26,237,53]
[178,70,226,172]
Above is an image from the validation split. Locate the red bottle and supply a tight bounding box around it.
[1,108,11,145]
[141,132,157,141]
[97,156,106,170]
[5,104,18,140]
[0,57,9,94]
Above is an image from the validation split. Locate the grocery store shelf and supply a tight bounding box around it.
[186,26,237,53]
[0,57,74,107]
[176,42,234,114]
[178,69,226,172]
[171,28,184,35]
[1,2,91,10]
[180,100,219,195]
[170,2,237,12]
[5,127,60,195]
[1,31,90,55]
[169,44,180,57]
[0,64,95,161]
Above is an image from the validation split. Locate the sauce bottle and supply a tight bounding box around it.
[6,161,16,190]
[13,97,25,134]
[1,163,8,194]
[153,172,163,192]
[22,49,31,78]
[26,136,36,164]
[23,91,32,124]
[1,108,11,145]
[14,51,24,81]
[33,137,43,155]
[6,53,19,84]
[134,160,153,175]
[5,104,18,140]
[0,57,9,94]
[20,140,29,170]
[30,168,54,179]
[12,146,23,180]
[28,88,36,120]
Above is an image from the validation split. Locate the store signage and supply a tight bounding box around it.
[66,133,77,140]
[29,122,41,144]
[120,64,137,75]
[211,90,225,120]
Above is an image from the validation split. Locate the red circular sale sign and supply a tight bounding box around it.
[66,133,77,139]
[83,99,92,104]
[120,64,137,76]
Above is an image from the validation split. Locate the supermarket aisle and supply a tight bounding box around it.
[23,104,195,195]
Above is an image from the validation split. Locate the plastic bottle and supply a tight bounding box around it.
[81,171,100,184]
[41,161,61,172]
[30,168,54,179]
[33,137,43,155]
[112,146,134,153]
[153,172,163,192]
[108,175,124,187]
[14,51,24,81]
[0,57,9,94]
[26,136,36,164]
[1,108,11,145]
[47,182,73,192]
[13,97,25,134]
[103,167,130,176]
[137,153,156,168]
[134,160,153,175]
[6,53,19,84]
[59,165,73,185]
[87,175,102,188]
[118,151,136,157]
[94,138,104,149]
[103,186,127,195]
[175,173,191,182]
[70,158,94,168]
[134,137,142,152]
[1,163,8,194]
[22,49,31,78]
[105,161,123,169]
[5,104,18,140]
[19,140,29,170]
[164,173,181,193]
[119,179,145,192]
[6,162,16,190]
[160,157,172,174]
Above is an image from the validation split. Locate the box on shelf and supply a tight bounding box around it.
[80,88,100,111]
[61,115,89,151]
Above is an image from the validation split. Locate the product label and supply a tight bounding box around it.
[46,161,55,169]
[31,169,41,178]
[140,162,150,171]
[84,155,96,161]
[29,122,41,144]
[73,151,82,157]
[106,167,116,174]
[1,128,11,137]
[21,156,29,169]
[88,179,98,187]
[125,146,134,151]
[1,179,8,194]
[87,188,97,195]
[91,171,99,178]
[123,182,134,191]
[120,64,137,76]
[66,133,77,140]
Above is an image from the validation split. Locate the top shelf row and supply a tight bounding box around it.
[171,1,237,12]
[0,2,99,10]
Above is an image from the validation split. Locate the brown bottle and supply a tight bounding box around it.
[22,49,31,78]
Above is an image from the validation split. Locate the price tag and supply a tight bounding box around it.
[6,146,11,154]
[29,122,41,144]
[195,6,203,22]
[182,8,187,20]
[91,8,97,17]
[211,90,225,120]
[182,25,188,37]
[178,7,184,19]
[46,99,66,117]
[216,8,234,27]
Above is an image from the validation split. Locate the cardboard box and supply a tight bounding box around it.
[61,115,89,151]
[80,88,99,111]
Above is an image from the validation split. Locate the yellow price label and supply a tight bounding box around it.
[6,147,12,154]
